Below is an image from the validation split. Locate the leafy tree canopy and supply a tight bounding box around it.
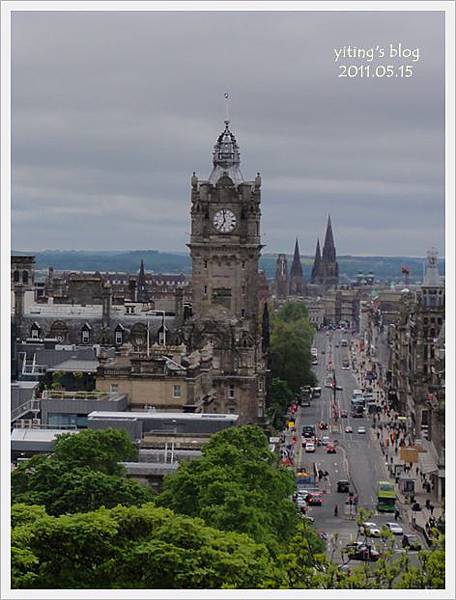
[157,425,298,550]
[11,503,287,589]
[11,428,153,516]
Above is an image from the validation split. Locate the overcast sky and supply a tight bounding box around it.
[11,10,445,256]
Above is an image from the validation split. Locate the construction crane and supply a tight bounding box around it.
[401,266,411,286]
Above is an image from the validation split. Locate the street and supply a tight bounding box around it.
[287,328,424,565]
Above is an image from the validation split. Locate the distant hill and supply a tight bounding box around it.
[12,249,445,283]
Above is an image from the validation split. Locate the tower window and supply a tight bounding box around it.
[228,384,235,399]
[173,384,182,398]
[115,330,123,345]
[204,260,208,268]
[241,261,245,269]
[241,309,245,318]
[204,285,207,294]
[81,330,90,344]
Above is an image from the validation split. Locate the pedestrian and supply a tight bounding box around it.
[416,465,420,476]
[427,482,432,494]
[425,499,430,510]
[430,504,434,516]
[390,456,394,465]
[334,504,339,517]
[394,508,400,520]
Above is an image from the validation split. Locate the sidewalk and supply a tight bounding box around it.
[353,352,444,545]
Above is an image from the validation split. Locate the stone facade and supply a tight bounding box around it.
[12,256,35,291]
[184,120,267,423]
[96,344,214,412]
[364,250,445,498]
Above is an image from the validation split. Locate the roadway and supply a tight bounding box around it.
[292,328,422,563]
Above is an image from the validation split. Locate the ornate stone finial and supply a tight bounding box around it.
[255,172,261,189]
[191,171,198,189]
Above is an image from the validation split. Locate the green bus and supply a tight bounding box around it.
[376,480,396,512]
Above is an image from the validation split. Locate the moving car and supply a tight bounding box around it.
[361,522,381,538]
[385,522,403,535]
[402,534,422,550]
[306,492,322,506]
[345,425,353,433]
[342,360,350,370]
[357,426,366,434]
[336,480,350,493]
[305,441,316,453]
[326,443,336,454]
[321,435,330,446]
[344,542,380,562]
[341,410,348,418]
[319,421,329,430]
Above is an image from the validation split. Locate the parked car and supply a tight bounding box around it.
[385,522,403,535]
[357,426,367,434]
[345,426,353,433]
[326,444,336,454]
[361,522,381,538]
[341,410,348,418]
[402,534,422,550]
[336,480,350,493]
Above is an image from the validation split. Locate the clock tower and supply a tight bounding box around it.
[186,120,266,422]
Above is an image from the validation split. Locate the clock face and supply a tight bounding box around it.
[213,208,237,233]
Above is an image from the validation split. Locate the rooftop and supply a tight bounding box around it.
[48,358,99,373]
[88,411,239,422]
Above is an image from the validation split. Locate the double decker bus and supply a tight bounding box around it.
[376,480,396,512]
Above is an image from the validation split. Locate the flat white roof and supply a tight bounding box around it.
[11,428,78,443]
[11,381,40,390]
[88,411,238,422]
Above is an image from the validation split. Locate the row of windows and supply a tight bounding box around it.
[30,327,166,346]
[13,270,30,284]
[110,383,182,398]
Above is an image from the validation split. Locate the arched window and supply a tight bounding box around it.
[13,270,19,283]
[22,271,29,284]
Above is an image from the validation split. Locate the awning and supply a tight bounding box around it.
[418,451,438,474]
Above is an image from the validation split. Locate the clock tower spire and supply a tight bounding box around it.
[186,119,266,423]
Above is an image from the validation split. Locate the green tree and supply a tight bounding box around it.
[157,425,298,550]
[51,427,138,475]
[12,460,154,516]
[268,378,295,430]
[11,428,151,516]
[11,503,287,589]
[270,319,316,391]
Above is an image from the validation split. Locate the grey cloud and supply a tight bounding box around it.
[11,10,445,255]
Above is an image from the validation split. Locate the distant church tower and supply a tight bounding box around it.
[275,254,289,299]
[310,239,321,284]
[137,259,149,303]
[186,119,266,423]
[312,216,339,290]
[289,238,305,296]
